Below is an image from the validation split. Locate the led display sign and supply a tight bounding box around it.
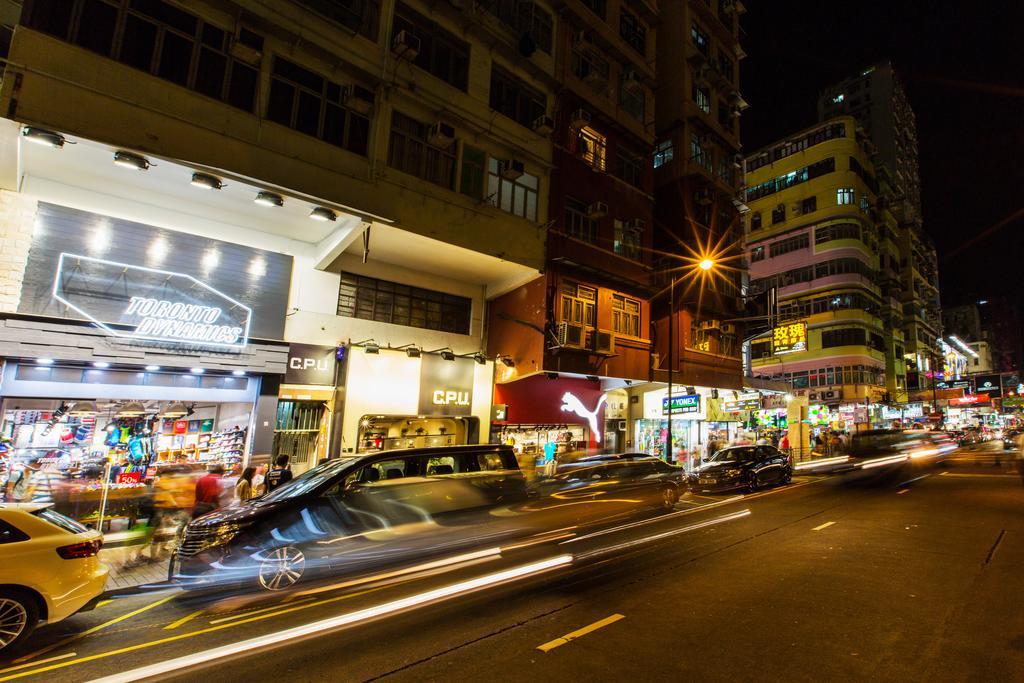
[772,322,807,355]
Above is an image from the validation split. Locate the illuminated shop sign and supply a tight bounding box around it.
[433,390,471,406]
[724,398,761,411]
[973,374,1001,397]
[662,394,700,415]
[285,343,338,386]
[53,253,251,351]
[772,322,807,355]
[560,393,607,443]
[418,355,474,416]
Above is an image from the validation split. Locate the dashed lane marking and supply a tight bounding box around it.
[537,614,626,653]
[812,521,836,531]
[0,652,77,676]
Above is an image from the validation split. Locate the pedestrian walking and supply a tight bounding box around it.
[192,463,224,518]
[4,457,41,502]
[235,466,256,502]
[264,455,293,493]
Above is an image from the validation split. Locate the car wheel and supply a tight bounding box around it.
[258,546,306,591]
[747,474,760,493]
[0,589,38,654]
[781,469,792,485]
[660,485,679,510]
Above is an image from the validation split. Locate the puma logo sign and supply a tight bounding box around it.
[560,392,607,443]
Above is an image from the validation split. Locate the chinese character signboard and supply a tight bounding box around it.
[662,394,700,415]
[772,322,807,355]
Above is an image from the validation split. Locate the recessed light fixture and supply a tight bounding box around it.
[191,172,224,190]
[22,127,66,148]
[309,207,337,222]
[145,365,161,371]
[113,150,150,171]
[190,367,205,374]
[92,361,110,368]
[36,358,54,365]
[440,349,456,362]
[232,369,246,376]
[254,191,284,207]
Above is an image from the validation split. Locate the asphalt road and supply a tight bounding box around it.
[2,445,1022,682]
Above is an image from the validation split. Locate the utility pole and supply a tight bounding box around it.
[666,276,675,462]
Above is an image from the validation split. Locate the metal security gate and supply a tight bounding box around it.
[273,401,324,465]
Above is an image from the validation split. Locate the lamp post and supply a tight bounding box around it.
[666,275,676,462]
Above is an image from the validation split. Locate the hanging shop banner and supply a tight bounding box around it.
[20,203,292,341]
[772,322,807,355]
[419,355,475,416]
[949,395,991,406]
[972,374,1002,397]
[936,379,970,391]
[724,397,761,411]
[662,394,700,415]
[285,343,338,386]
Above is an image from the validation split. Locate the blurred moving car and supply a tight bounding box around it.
[540,457,684,510]
[687,445,792,493]
[1004,430,1022,451]
[172,445,533,591]
[0,504,108,653]
[848,429,955,469]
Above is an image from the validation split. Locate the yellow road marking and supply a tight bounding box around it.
[95,600,113,608]
[0,652,77,675]
[812,521,835,531]
[537,614,625,653]
[208,597,315,625]
[897,489,910,495]
[162,610,205,630]
[0,582,401,681]
[939,472,1016,478]
[14,594,176,663]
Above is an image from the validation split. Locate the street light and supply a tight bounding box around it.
[699,258,715,271]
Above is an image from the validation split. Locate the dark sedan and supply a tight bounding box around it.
[687,445,792,493]
[540,457,685,510]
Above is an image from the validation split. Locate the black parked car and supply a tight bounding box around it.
[540,457,685,511]
[687,445,792,493]
[171,445,531,592]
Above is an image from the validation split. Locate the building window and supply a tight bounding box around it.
[692,82,710,113]
[477,0,552,54]
[574,126,607,171]
[750,212,762,231]
[486,158,539,220]
[691,23,710,56]
[619,80,645,121]
[613,148,643,188]
[564,197,598,243]
[821,328,867,349]
[337,272,471,334]
[769,233,809,257]
[613,220,642,261]
[801,196,817,214]
[459,145,487,199]
[571,37,609,87]
[295,0,379,41]
[581,0,606,19]
[387,111,456,189]
[619,8,646,54]
[690,134,711,172]
[612,294,641,337]
[750,245,765,262]
[490,66,546,128]
[560,281,596,327]
[815,222,861,244]
[771,205,785,224]
[745,157,836,201]
[267,57,371,156]
[392,3,469,91]
[653,140,674,168]
[25,0,261,112]
[837,187,856,205]
[715,50,734,83]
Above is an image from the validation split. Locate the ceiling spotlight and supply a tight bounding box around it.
[113,150,150,171]
[405,346,421,358]
[186,403,197,417]
[255,191,284,207]
[191,172,224,190]
[232,369,246,376]
[440,349,456,362]
[22,127,66,148]
[145,365,161,372]
[500,356,515,368]
[473,352,487,365]
[190,367,205,374]
[364,342,380,354]
[92,361,110,368]
[309,207,337,222]
[36,358,54,365]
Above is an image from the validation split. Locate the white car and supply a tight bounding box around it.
[0,504,109,653]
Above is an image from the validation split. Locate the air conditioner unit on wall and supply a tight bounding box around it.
[499,159,525,180]
[594,330,615,354]
[557,322,585,348]
[721,323,736,335]
[427,121,456,148]
[570,108,592,128]
[587,201,608,218]
[391,30,421,60]
[532,115,554,135]
[341,85,374,115]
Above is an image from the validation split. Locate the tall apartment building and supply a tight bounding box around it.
[0,0,560,468]
[818,61,940,394]
[651,0,747,390]
[743,117,907,418]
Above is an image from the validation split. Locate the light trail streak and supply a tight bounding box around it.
[91,555,573,683]
[794,456,849,470]
[561,495,745,545]
[573,509,752,560]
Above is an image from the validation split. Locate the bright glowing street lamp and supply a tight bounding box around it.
[699,258,715,271]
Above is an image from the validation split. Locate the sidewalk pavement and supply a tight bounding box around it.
[99,532,172,591]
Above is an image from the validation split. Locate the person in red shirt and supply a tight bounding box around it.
[192,463,225,519]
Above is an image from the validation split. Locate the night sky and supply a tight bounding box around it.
[739,1,1024,309]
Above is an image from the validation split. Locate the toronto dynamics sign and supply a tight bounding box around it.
[53,253,251,351]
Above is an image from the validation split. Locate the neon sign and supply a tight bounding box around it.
[560,393,607,443]
[772,322,807,355]
[53,253,251,351]
[432,390,471,406]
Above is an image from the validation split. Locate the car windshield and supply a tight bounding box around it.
[710,448,755,463]
[261,457,359,502]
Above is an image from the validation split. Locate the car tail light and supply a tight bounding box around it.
[56,539,102,559]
